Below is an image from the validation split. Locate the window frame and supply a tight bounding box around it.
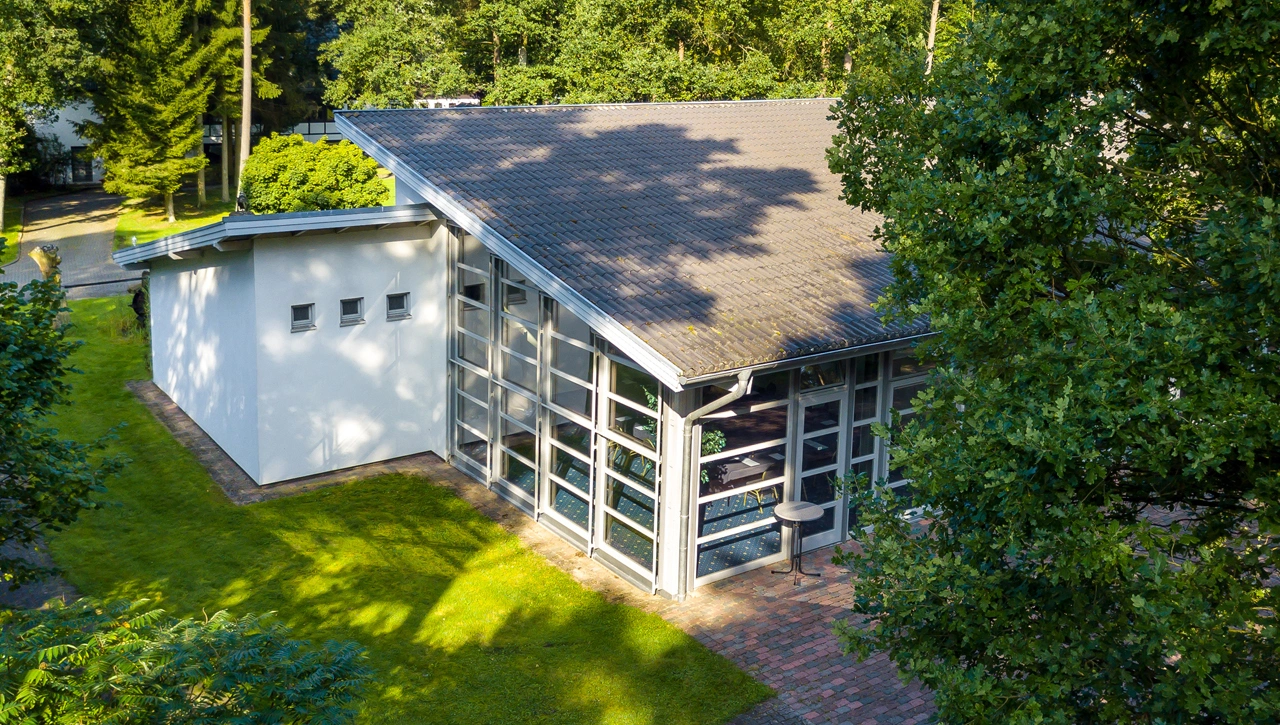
[339,297,365,327]
[386,292,411,320]
[290,303,315,332]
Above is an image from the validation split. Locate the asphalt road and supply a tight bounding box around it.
[1,190,139,298]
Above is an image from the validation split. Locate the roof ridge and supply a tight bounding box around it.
[338,98,838,115]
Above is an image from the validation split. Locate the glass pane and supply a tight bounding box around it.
[341,298,361,317]
[457,393,487,433]
[801,432,839,470]
[606,442,656,491]
[500,417,537,461]
[706,369,789,407]
[458,267,488,303]
[550,414,591,457]
[700,404,787,454]
[459,299,489,338]
[458,365,487,401]
[698,484,780,538]
[848,459,874,489]
[612,363,660,412]
[551,446,591,494]
[800,362,845,390]
[551,337,593,382]
[803,400,841,433]
[502,316,538,359]
[853,386,878,421]
[502,283,538,322]
[455,424,487,467]
[501,386,538,428]
[850,423,876,459]
[699,443,786,497]
[801,471,838,505]
[609,400,658,450]
[501,450,536,495]
[552,303,591,343]
[457,332,488,369]
[696,523,781,578]
[893,382,927,412]
[551,374,593,418]
[501,351,538,393]
[891,351,936,378]
[603,514,654,570]
[291,305,311,324]
[801,506,836,538]
[605,478,655,530]
[550,482,589,529]
[854,353,879,384]
[460,233,488,269]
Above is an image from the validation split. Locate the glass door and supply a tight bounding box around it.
[794,390,847,549]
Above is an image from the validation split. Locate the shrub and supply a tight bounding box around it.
[0,598,372,724]
[241,134,389,214]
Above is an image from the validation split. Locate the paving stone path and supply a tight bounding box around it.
[130,381,936,725]
[2,190,136,298]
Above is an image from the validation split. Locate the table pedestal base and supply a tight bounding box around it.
[772,521,821,586]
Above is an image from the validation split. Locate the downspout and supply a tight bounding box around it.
[676,369,752,600]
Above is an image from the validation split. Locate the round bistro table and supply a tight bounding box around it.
[772,500,824,586]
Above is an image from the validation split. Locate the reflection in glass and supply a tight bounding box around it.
[853,387,878,421]
[700,404,787,453]
[501,450,536,494]
[500,418,537,461]
[803,400,841,433]
[801,506,836,538]
[707,369,789,407]
[550,414,591,456]
[699,443,786,497]
[551,373,593,418]
[800,362,845,390]
[456,425,487,467]
[607,442,656,490]
[501,387,537,428]
[604,514,654,570]
[551,446,590,493]
[698,485,780,537]
[551,336,593,381]
[612,364,660,411]
[854,353,879,384]
[891,351,936,378]
[460,234,488,269]
[893,382,927,411]
[502,317,538,359]
[458,365,487,401]
[501,351,538,392]
[502,283,538,322]
[551,481,589,529]
[801,471,838,505]
[605,478,655,529]
[457,332,488,369]
[609,400,657,450]
[459,299,489,337]
[850,423,876,459]
[458,393,487,433]
[458,267,488,303]
[552,304,592,343]
[802,432,839,470]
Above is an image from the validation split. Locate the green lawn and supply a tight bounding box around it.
[48,297,771,725]
[114,188,235,250]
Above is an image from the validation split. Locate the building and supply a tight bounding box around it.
[32,104,104,184]
[113,99,932,598]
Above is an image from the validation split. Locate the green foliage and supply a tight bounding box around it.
[81,0,219,204]
[0,275,117,586]
[321,0,944,106]
[829,0,1280,721]
[241,134,388,213]
[0,598,371,724]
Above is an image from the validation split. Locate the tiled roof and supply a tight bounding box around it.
[339,100,927,379]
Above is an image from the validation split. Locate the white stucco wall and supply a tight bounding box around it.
[31,104,104,182]
[251,224,449,484]
[150,250,262,479]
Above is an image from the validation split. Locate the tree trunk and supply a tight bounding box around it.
[518,43,527,67]
[197,167,206,207]
[844,49,853,73]
[492,31,500,80]
[0,172,7,240]
[165,191,176,223]
[238,0,252,198]
[925,0,941,75]
[195,14,205,208]
[221,115,231,202]
[678,39,685,63]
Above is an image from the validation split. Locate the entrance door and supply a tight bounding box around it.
[793,391,846,549]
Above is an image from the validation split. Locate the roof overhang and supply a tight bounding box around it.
[111,204,440,270]
[336,111,690,391]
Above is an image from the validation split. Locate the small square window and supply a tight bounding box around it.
[340,297,364,326]
[386,292,411,320]
[290,304,315,332]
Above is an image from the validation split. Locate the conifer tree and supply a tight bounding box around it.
[82,0,217,223]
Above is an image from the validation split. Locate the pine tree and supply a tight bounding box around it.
[82,0,217,223]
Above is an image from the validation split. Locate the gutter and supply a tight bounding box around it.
[676,369,752,601]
